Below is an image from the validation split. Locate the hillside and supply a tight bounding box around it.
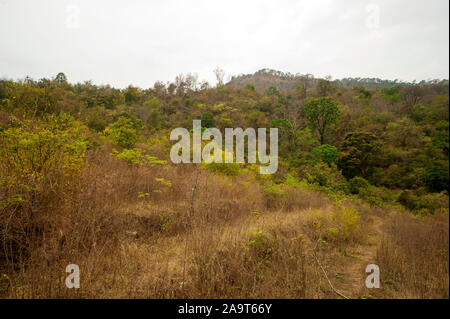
[226,68,449,94]
[0,72,448,298]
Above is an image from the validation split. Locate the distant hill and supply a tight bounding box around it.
[226,68,448,93]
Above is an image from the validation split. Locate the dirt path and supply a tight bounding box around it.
[334,215,384,298]
[123,205,385,298]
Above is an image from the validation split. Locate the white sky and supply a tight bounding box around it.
[0,0,448,88]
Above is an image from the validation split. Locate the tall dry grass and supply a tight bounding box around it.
[376,212,449,298]
[1,144,448,299]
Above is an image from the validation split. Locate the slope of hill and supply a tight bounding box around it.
[226,68,449,94]
[0,72,448,298]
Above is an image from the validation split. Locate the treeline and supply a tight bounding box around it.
[228,68,449,92]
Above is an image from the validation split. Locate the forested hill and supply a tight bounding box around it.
[226,68,449,94]
[0,71,449,298]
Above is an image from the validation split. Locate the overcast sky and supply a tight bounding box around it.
[0,0,448,88]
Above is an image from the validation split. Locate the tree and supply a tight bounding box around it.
[295,83,306,100]
[304,97,340,144]
[265,86,284,104]
[246,83,256,92]
[124,85,141,105]
[200,112,215,128]
[401,85,424,106]
[426,166,448,193]
[337,132,380,178]
[104,116,142,148]
[316,79,334,96]
[311,144,339,166]
[214,67,225,87]
[55,72,67,85]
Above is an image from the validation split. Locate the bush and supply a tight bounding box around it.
[111,148,166,166]
[304,162,349,195]
[247,231,275,260]
[311,144,339,166]
[0,114,89,262]
[426,166,448,193]
[397,190,447,213]
[305,206,363,244]
[200,111,215,128]
[331,207,362,242]
[348,176,370,194]
[104,116,142,148]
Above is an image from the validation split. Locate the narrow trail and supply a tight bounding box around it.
[334,215,384,298]
[124,204,386,298]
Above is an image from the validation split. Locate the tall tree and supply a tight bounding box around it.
[337,132,380,178]
[55,72,67,85]
[304,97,340,144]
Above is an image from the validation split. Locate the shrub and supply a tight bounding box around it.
[331,207,362,242]
[304,162,349,195]
[426,166,448,193]
[104,116,142,148]
[311,144,339,166]
[0,114,89,262]
[202,150,242,176]
[397,190,447,213]
[247,231,275,260]
[200,111,215,128]
[348,176,370,194]
[304,206,363,244]
[111,148,166,166]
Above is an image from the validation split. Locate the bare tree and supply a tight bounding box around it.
[175,73,186,96]
[401,85,424,106]
[185,73,199,93]
[214,67,225,87]
[153,81,167,97]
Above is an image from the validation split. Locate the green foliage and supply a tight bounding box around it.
[200,111,215,128]
[104,116,142,148]
[304,97,340,144]
[426,166,448,193]
[245,83,256,91]
[357,87,372,100]
[147,97,161,108]
[0,114,89,209]
[265,86,284,104]
[304,162,349,195]
[311,144,339,166]
[148,109,163,130]
[203,161,241,176]
[348,176,370,194]
[0,73,448,214]
[397,190,446,213]
[124,85,141,105]
[316,79,335,96]
[337,132,380,179]
[55,72,67,85]
[330,207,362,242]
[358,185,397,207]
[111,148,166,166]
[381,87,400,103]
[247,231,274,259]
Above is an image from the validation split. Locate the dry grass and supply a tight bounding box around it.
[375,212,449,298]
[1,147,448,299]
